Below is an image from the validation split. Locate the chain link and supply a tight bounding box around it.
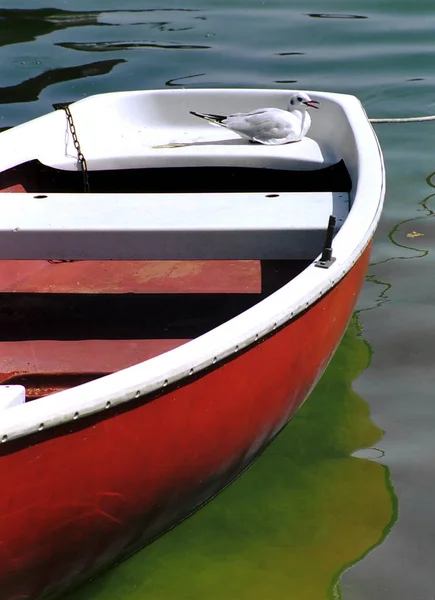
[53,102,90,193]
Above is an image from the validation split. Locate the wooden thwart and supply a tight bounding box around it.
[0,191,348,260]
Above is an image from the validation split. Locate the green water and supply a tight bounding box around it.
[2,1,435,597]
[59,317,396,600]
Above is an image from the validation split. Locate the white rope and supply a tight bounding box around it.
[370,115,435,123]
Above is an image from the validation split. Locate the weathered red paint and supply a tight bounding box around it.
[0,258,261,394]
[0,339,188,394]
[0,259,261,294]
[0,184,26,194]
[0,245,371,600]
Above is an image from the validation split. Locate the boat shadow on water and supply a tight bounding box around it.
[58,313,398,600]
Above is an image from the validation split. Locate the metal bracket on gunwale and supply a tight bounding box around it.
[315,214,337,269]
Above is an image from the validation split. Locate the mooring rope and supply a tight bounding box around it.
[370,115,435,123]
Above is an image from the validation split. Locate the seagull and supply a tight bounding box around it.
[189,92,320,145]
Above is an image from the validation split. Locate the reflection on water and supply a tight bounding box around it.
[59,316,397,600]
[0,59,125,104]
[374,167,435,267]
[0,7,205,48]
[306,13,368,19]
[356,163,435,318]
[166,72,206,86]
[58,41,211,51]
[0,6,211,113]
[0,9,102,47]
[0,8,203,48]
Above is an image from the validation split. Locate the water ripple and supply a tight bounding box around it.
[306,13,368,19]
[57,41,211,52]
[0,58,125,104]
[274,52,305,56]
[166,72,205,86]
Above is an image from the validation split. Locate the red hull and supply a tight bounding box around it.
[0,246,370,600]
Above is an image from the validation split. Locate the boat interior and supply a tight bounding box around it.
[0,159,351,193]
[0,158,352,400]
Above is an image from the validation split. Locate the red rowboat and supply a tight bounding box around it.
[0,89,384,599]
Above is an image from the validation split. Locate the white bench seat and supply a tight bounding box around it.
[41,134,332,172]
[0,191,349,260]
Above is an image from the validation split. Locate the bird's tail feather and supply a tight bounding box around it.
[190,111,227,125]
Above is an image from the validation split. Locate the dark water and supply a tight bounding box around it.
[2,1,435,598]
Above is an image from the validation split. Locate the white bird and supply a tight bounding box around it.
[189,92,320,145]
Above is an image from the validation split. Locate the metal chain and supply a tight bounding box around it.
[53,102,90,193]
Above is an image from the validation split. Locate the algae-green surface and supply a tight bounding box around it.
[62,316,396,600]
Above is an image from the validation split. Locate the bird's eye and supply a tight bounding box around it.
[297,96,303,102]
